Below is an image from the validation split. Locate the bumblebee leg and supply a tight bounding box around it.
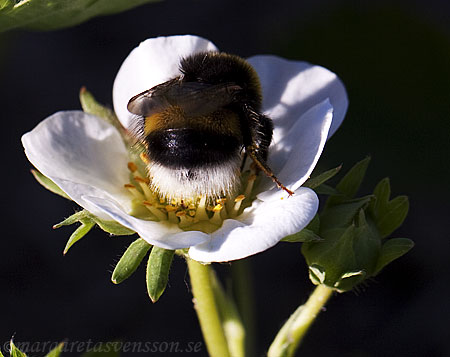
[246,144,294,196]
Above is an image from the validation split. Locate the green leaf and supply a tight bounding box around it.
[112,238,151,284]
[336,157,371,199]
[10,341,27,357]
[282,229,322,243]
[31,169,70,200]
[45,343,65,357]
[377,196,409,238]
[146,247,174,303]
[303,165,342,189]
[374,238,414,275]
[0,0,161,33]
[63,219,95,255]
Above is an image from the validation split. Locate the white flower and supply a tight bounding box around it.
[21,35,348,263]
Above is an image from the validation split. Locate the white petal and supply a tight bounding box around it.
[113,35,219,129]
[188,187,318,262]
[84,196,209,249]
[257,100,333,200]
[247,55,348,143]
[22,111,132,219]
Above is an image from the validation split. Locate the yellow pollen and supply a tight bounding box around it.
[140,152,150,164]
[127,162,138,172]
[176,211,186,217]
[189,210,196,217]
[213,204,223,212]
[216,198,227,205]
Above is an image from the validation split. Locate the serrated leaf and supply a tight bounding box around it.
[282,229,322,243]
[0,0,161,33]
[112,238,151,284]
[80,87,124,133]
[45,343,65,357]
[377,196,409,238]
[303,165,342,189]
[63,219,95,255]
[146,247,174,303]
[10,341,26,357]
[374,238,414,275]
[31,169,70,200]
[0,349,4,357]
[336,157,371,198]
[93,217,135,236]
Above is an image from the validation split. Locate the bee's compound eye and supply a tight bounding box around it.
[127,95,168,116]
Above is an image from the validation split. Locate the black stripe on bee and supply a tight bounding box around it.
[145,128,242,169]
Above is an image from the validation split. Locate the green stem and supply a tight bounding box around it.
[268,284,333,357]
[187,259,231,357]
[231,259,256,357]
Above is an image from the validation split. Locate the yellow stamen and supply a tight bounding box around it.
[142,201,167,221]
[167,211,179,224]
[195,196,209,221]
[140,152,150,164]
[231,194,245,217]
[244,174,257,199]
[127,162,138,172]
[165,205,178,213]
[124,184,145,200]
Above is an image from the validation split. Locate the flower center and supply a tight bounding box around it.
[123,157,258,234]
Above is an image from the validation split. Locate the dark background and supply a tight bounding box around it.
[1,0,450,356]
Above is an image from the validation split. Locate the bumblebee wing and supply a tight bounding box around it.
[127,80,242,117]
[127,79,177,116]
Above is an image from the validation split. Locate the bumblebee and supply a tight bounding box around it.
[127,51,292,203]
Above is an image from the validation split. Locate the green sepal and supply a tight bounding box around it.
[336,157,371,198]
[94,218,135,236]
[0,349,3,357]
[54,210,136,254]
[282,229,322,243]
[304,165,342,189]
[112,238,152,284]
[79,87,123,133]
[9,341,27,357]
[369,178,409,238]
[320,195,374,233]
[374,238,414,275]
[63,219,95,255]
[31,169,70,200]
[53,210,90,229]
[0,0,161,33]
[146,247,175,303]
[45,343,65,357]
[210,270,245,357]
[314,184,340,196]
